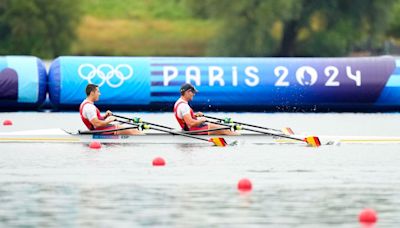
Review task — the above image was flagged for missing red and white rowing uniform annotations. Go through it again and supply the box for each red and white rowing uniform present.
[173,98,208,135]
[79,99,117,134]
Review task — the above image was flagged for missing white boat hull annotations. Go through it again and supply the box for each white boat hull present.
[1,128,400,145]
[0,130,284,144]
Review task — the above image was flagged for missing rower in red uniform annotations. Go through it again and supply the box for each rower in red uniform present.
[79,84,142,135]
[174,83,238,135]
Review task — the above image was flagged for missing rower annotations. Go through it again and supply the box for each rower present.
[173,83,238,135]
[79,84,143,135]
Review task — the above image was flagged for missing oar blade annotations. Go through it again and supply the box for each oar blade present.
[209,137,227,147]
[304,136,321,147]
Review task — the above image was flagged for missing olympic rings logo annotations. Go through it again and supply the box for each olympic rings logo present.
[78,64,133,88]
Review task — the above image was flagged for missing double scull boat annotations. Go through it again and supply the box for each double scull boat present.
[1,128,400,145]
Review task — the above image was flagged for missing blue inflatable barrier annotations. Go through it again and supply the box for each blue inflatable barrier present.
[48,56,150,107]
[0,56,46,109]
[48,56,400,111]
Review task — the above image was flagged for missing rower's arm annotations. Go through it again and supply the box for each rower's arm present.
[183,113,205,128]
[90,116,115,128]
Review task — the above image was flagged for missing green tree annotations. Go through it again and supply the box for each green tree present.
[387,0,400,38]
[0,0,81,58]
[185,0,397,57]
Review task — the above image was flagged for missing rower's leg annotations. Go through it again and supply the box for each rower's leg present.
[208,123,240,135]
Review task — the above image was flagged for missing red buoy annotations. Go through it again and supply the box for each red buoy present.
[3,120,13,126]
[359,208,377,224]
[152,157,166,166]
[89,141,102,149]
[237,178,252,192]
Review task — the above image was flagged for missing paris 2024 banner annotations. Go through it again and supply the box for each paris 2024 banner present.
[48,56,399,110]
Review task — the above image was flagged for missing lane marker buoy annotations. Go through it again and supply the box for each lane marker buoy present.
[89,141,102,149]
[237,178,252,192]
[359,208,377,224]
[152,157,166,166]
[3,120,13,126]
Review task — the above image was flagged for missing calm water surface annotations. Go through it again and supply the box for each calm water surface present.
[0,112,399,227]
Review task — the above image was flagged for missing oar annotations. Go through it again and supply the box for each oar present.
[113,115,228,147]
[203,115,294,135]
[113,114,231,135]
[206,120,321,147]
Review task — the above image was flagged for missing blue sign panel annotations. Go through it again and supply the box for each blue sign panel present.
[49,56,151,105]
[48,56,400,109]
[149,56,395,106]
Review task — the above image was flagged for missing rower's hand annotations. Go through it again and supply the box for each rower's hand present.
[105,116,116,123]
[198,117,206,123]
[104,110,113,118]
[195,112,204,117]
